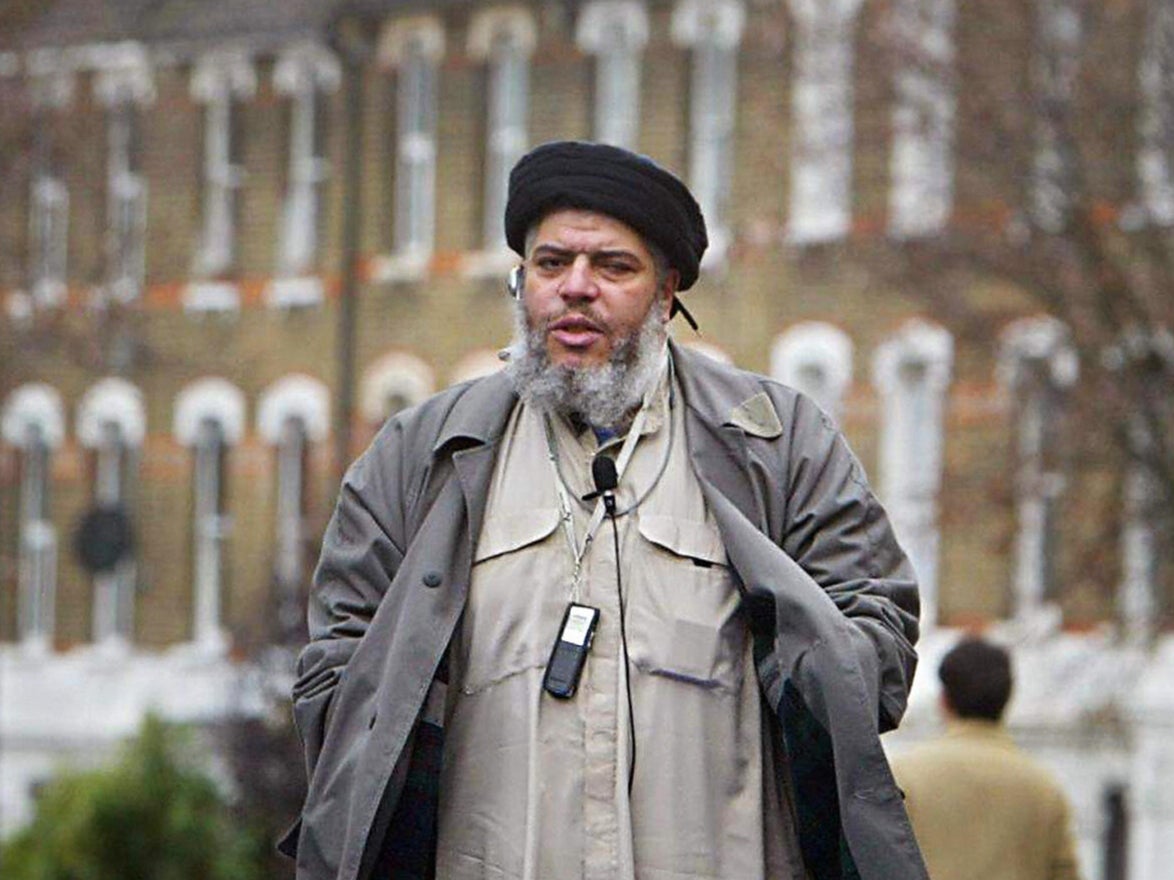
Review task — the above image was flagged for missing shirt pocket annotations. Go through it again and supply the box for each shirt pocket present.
[628,513,745,692]
[463,507,564,694]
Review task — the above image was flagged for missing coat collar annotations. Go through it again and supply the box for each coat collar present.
[431,368,517,454]
[670,340,783,439]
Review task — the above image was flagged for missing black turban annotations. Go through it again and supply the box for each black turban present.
[504,141,709,292]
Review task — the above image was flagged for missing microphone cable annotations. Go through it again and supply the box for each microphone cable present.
[601,484,637,795]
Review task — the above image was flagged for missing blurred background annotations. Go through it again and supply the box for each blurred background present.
[0,0,1171,877]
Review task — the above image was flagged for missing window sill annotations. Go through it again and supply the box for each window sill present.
[460,247,517,281]
[265,276,324,309]
[371,251,431,284]
[183,281,240,314]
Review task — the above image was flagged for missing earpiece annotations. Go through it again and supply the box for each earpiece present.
[507,264,525,300]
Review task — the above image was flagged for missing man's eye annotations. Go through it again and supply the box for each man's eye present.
[535,257,565,271]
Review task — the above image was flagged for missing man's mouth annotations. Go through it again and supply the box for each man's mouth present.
[548,315,606,349]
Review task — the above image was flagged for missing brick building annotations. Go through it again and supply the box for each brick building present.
[0,1,1171,877]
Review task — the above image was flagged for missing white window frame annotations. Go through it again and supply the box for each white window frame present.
[189,51,256,288]
[268,43,341,308]
[376,17,445,281]
[77,378,145,648]
[770,321,854,424]
[1030,0,1083,232]
[1120,446,1159,641]
[786,0,864,246]
[257,374,330,604]
[1104,329,1174,641]
[1138,0,1174,225]
[360,352,435,424]
[468,7,536,265]
[872,320,953,628]
[887,0,957,238]
[672,0,744,265]
[93,46,155,305]
[26,51,74,310]
[28,174,69,310]
[577,1,649,150]
[173,378,245,652]
[997,316,1078,621]
[2,384,65,653]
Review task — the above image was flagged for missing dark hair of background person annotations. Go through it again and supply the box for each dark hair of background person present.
[938,638,1013,721]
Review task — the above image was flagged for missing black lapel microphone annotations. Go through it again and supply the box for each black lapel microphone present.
[583,454,619,515]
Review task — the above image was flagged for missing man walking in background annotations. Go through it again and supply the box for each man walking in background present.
[892,638,1083,880]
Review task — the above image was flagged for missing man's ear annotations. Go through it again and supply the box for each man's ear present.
[660,271,680,322]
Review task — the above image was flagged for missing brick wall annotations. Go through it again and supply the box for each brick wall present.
[0,0,1137,651]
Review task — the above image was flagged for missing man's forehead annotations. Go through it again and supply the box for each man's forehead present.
[531,208,649,254]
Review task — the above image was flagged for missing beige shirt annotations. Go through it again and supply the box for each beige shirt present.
[436,366,802,880]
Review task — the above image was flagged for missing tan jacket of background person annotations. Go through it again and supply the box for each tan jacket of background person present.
[892,719,1082,880]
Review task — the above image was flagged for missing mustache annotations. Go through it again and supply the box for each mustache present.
[537,307,608,334]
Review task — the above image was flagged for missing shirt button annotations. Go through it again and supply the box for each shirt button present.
[422,571,442,588]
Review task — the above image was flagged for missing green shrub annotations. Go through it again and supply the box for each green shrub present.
[0,715,264,880]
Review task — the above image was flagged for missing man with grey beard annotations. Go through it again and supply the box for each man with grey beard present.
[284,141,928,880]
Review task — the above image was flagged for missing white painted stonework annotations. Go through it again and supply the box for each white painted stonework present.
[76,377,146,449]
[770,322,854,423]
[360,351,436,423]
[0,643,265,836]
[173,378,246,446]
[257,374,331,444]
[1,384,65,449]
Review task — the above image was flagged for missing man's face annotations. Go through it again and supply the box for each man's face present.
[522,209,676,370]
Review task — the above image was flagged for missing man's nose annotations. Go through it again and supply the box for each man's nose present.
[558,255,599,301]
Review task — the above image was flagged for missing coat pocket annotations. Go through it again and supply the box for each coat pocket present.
[462,507,564,693]
[628,513,745,691]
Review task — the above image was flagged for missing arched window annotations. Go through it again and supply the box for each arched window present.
[872,320,953,627]
[672,0,745,265]
[786,0,864,245]
[173,378,245,651]
[1104,329,1174,640]
[184,50,255,313]
[2,384,65,651]
[770,322,854,424]
[77,378,145,647]
[1030,0,1083,231]
[93,45,155,304]
[468,7,536,261]
[376,16,445,280]
[26,49,74,310]
[997,316,1078,619]
[577,1,649,150]
[888,0,956,238]
[257,374,330,637]
[1138,0,1174,224]
[361,351,436,425]
[267,42,341,308]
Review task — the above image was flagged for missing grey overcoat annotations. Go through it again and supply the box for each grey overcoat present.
[285,342,929,880]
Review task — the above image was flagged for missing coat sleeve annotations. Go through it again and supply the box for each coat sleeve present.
[775,389,920,732]
[291,420,411,779]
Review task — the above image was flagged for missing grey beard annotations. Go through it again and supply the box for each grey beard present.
[504,300,667,429]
